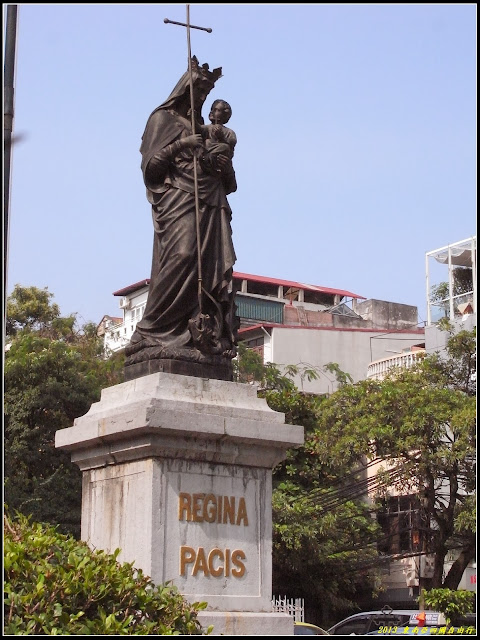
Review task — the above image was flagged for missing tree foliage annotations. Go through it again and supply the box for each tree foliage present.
[4,510,210,635]
[312,328,476,590]
[421,588,475,627]
[4,285,124,536]
[234,347,383,625]
[235,329,475,622]
[6,284,61,337]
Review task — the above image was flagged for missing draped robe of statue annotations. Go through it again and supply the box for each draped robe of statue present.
[125,59,238,379]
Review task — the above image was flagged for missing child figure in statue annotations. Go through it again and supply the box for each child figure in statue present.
[199,99,237,184]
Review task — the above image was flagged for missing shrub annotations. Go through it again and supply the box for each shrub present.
[421,587,475,626]
[4,510,211,635]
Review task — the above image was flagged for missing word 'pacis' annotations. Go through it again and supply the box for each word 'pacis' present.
[180,546,246,577]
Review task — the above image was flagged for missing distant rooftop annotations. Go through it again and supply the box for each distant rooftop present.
[113,272,366,300]
[232,272,365,300]
[113,279,150,297]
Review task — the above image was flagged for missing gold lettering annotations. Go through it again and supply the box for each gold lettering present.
[192,547,209,576]
[179,493,249,526]
[203,494,217,523]
[236,497,249,526]
[208,548,224,577]
[231,549,246,577]
[192,493,205,522]
[179,546,195,575]
[178,493,192,521]
[180,546,246,578]
[225,547,230,576]
[223,496,235,524]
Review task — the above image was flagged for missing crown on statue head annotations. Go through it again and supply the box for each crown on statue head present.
[191,55,222,84]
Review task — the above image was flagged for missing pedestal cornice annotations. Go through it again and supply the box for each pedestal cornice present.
[55,372,304,470]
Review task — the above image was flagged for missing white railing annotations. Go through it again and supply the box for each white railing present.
[272,595,304,622]
[367,350,425,381]
[103,320,131,354]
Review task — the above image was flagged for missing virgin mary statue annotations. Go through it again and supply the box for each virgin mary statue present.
[124,57,239,381]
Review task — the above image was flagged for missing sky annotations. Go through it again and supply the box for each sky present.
[5,3,477,328]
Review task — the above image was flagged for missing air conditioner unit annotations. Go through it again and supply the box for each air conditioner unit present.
[119,297,131,310]
[403,557,419,587]
[420,555,435,579]
[405,568,419,587]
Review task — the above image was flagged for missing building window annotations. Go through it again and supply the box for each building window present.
[130,306,145,324]
[235,295,284,323]
[243,336,264,359]
[377,495,424,555]
[244,337,264,349]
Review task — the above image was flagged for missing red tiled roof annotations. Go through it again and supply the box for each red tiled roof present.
[113,272,365,300]
[233,272,365,299]
[113,279,150,296]
[238,323,425,336]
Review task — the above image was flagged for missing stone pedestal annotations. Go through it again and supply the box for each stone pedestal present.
[55,372,304,636]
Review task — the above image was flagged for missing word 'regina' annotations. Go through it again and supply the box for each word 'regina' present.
[178,492,249,526]
[180,546,246,577]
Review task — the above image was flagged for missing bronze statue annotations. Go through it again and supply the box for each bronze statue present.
[124,57,239,381]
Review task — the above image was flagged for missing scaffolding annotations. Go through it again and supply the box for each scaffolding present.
[425,237,476,325]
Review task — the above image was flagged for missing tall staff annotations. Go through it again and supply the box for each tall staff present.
[164,5,213,314]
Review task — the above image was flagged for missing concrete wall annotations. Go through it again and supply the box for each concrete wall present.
[355,299,419,331]
[283,299,419,332]
[425,314,476,355]
[270,327,425,394]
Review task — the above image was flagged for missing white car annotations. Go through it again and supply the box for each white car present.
[328,608,445,635]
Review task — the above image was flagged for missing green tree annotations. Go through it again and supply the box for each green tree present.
[421,588,475,627]
[234,347,383,625]
[4,510,210,635]
[312,328,476,590]
[6,284,61,337]
[4,286,124,536]
[267,389,383,624]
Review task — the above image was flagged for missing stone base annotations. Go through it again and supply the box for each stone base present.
[197,611,294,636]
[124,357,233,382]
[55,373,304,628]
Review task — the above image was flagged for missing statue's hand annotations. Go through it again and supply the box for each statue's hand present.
[211,124,223,139]
[179,134,204,149]
[215,154,230,169]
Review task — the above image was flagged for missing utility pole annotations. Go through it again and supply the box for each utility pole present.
[4,3,18,306]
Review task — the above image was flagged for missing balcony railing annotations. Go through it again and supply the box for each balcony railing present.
[103,320,131,354]
[367,350,425,380]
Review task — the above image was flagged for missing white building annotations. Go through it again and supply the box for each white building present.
[101,272,425,395]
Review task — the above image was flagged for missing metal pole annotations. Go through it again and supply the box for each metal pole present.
[164,4,213,314]
[4,4,18,311]
[185,5,204,311]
